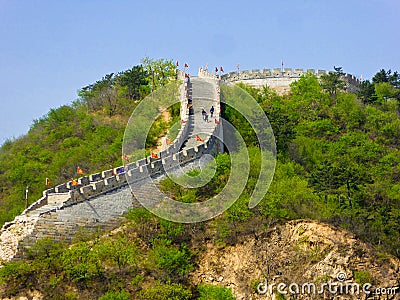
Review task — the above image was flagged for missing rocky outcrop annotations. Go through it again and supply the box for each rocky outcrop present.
[191,219,399,300]
[0,216,38,263]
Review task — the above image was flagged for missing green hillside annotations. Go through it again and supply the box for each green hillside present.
[0,63,399,298]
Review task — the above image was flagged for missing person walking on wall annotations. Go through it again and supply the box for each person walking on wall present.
[210,106,214,118]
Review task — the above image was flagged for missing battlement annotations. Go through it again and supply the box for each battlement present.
[198,68,219,80]
[220,68,360,94]
[221,68,325,81]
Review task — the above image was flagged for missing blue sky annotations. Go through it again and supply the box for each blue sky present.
[0,0,399,144]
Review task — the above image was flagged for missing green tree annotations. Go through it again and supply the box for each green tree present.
[374,82,397,102]
[372,69,400,101]
[79,73,119,116]
[151,239,193,280]
[141,57,177,91]
[290,72,324,99]
[308,133,374,208]
[320,66,346,103]
[372,69,400,88]
[0,261,33,296]
[62,242,103,282]
[95,235,137,272]
[117,65,149,100]
[358,80,377,104]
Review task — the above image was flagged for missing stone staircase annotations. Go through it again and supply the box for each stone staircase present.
[0,70,222,261]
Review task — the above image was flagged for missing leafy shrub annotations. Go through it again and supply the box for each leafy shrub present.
[26,237,65,259]
[63,291,79,300]
[197,284,236,300]
[61,242,103,282]
[95,235,137,271]
[159,219,185,242]
[99,290,131,300]
[151,239,193,279]
[140,282,192,300]
[0,261,34,294]
[131,274,144,286]
[354,270,372,285]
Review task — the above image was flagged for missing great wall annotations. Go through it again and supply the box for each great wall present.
[219,67,360,94]
[0,67,359,262]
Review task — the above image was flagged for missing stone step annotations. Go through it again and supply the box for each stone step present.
[25,204,59,217]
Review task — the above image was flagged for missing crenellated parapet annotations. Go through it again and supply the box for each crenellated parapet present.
[221,68,327,81]
[220,68,360,94]
[198,68,219,80]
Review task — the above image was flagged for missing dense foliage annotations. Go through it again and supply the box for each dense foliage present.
[358,69,400,104]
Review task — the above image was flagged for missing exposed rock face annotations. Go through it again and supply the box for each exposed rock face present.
[191,219,399,300]
[0,216,38,262]
[1,290,43,300]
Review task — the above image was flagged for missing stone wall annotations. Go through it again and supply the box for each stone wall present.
[13,186,135,260]
[220,68,360,94]
[198,68,219,80]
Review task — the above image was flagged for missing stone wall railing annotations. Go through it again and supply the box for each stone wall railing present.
[220,68,360,93]
[221,68,329,82]
[198,68,219,80]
